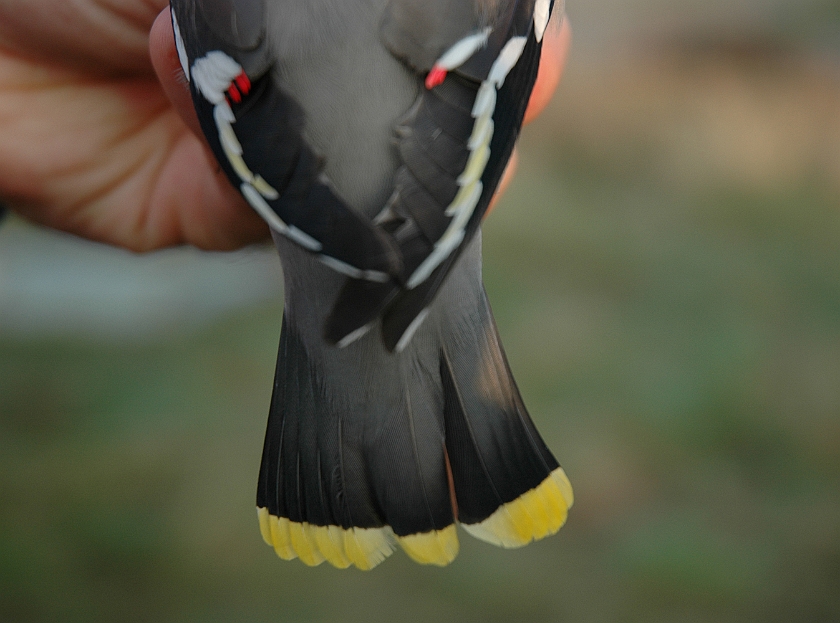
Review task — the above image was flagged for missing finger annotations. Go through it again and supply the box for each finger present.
[149,8,269,250]
[524,12,571,125]
[149,7,204,138]
[488,14,570,215]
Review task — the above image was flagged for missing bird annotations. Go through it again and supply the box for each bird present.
[169,0,572,569]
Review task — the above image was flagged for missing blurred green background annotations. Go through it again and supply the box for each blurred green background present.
[2,1,840,621]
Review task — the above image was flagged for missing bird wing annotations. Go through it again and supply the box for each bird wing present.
[170,0,402,281]
[325,0,557,350]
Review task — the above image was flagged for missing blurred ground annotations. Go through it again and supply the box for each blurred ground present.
[2,1,839,622]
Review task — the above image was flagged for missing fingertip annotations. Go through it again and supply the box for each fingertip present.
[148,8,270,250]
[524,13,571,125]
[149,7,176,79]
[149,7,204,138]
[488,14,569,217]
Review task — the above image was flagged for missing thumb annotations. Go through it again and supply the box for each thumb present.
[149,7,205,139]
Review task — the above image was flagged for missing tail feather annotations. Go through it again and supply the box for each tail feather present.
[397,525,460,566]
[367,357,453,537]
[257,275,571,569]
[257,316,394,569]
[460,469,573,548]
[440,288,572,546]
[342,527,395,570]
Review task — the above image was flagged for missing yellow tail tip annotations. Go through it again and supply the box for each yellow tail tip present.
[257,507,273,546]
[256,508,396,570]
[397,525,460,566]
[256,468,571,568]
[461,467,573,548]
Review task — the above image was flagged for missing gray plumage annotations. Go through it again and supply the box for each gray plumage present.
[170,0,572,569]
[267,0,417,211]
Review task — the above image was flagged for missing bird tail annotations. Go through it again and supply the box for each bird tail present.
[256,269,572,570]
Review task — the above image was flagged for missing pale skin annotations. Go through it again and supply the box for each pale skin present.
[0,0,570,252]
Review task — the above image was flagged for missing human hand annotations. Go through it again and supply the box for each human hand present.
[0,1,569,252]
[0,0,268,251]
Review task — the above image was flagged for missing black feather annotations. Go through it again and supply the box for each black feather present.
[394,168,452,244]
[258,316,386,530]
[380,21,545,349]
[398,135,461,206]
[440,288,559,524]
[170,0,401,278]
[195,0,265,50]
[421,88,476,142]
[259,311,460,537]
[403,114,470,178]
